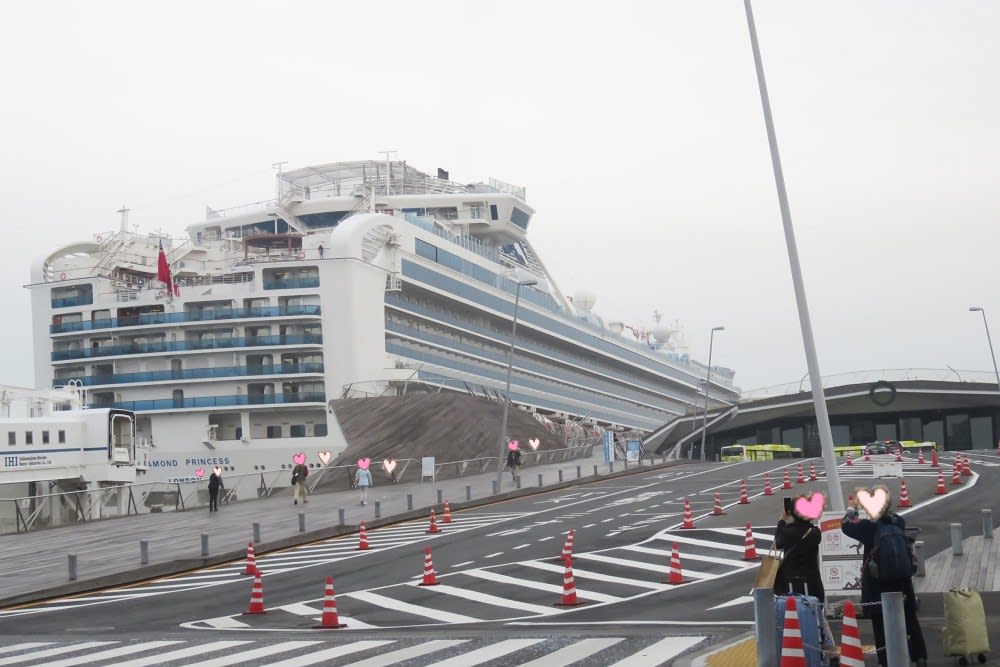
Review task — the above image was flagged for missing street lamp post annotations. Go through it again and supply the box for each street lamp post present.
[700,326,725,461]
[496,277,538,490]
[969,307,1000,391]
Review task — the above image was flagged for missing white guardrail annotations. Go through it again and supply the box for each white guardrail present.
[0,442,596,535]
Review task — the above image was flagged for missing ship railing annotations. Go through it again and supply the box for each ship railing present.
[739,367,999,401]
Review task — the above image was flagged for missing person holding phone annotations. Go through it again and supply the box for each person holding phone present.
[773,496,825,601]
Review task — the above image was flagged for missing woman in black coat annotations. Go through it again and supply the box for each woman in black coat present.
[773,507,824,601]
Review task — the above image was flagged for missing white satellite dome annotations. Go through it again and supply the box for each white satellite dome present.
[651,325,676,344]
[608,321,625,335]
[573,290,596,312]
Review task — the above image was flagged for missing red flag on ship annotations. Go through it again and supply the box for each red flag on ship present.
[157,241,179,295]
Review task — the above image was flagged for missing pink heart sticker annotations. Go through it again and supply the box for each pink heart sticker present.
[383,459,397,474]
[195,468,205,478]
[292,452,306,465]
[793,492,825,520]
[357,457,371,470]
[318,450,332,465]
[508,440,519,451]
[213,467,222,476]
[528,438,540,450]
[856,486,891,520]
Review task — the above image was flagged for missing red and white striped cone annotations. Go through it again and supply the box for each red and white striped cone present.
[931,449,940,467]
[242,541,258,576]
[845,451,853,466]
[242,571,266,615]
[742,523,760,560]
[763,472,774,495]
[554,556,585,606]
[418,546,440,586]
[442,500,453,523]
[962,455,972,476]
[782,470,792,490]
[712,492,725,515]
[313,576,347,629]
[779,595,806,666]
[895,450,903,462]
[864,451,871,462]
[808,463,817,481]
[838,600,865,667]
[558,529,576,561]
[665,542,686,584]
[917,449,925,465]
[935,470,947,494]
[739,479,750,505]
[898,479,912,508]
[426,508,441,534]
[358,521,370,550]
[952,463,963,485]
[796,463,805,484]
[681,497,695,529]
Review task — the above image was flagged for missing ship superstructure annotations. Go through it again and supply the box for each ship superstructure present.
[29,160,739,482]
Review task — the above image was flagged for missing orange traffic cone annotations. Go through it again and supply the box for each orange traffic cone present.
[554,556,586,606]
[898,479,912,508]
[358,521,370,550]
[838,600,865,667]
[742,523,760,561]
[763,472,773,495]
[559,529,575,561]
[243,541,258,576]
[779,595,806,666]
[808,463,817,481]
[739,479,750,504]
[952,464,963,485]
[864,451,871,462]
[313,576,347,629]
[917,449,925,465]
[712,492,725,515]
[418,546,440,586]
[665,542,686,584]
[962,455,972,476]
[845,451,853,466]
[782,470,792,490]
[895,449,903,462]
[796,463,805,484]
[426,508,441,534]
[442,500,453,523]
[243,571,266,615]
[682,497,695,529]
[931,449,939,467]
[935,471,947,494]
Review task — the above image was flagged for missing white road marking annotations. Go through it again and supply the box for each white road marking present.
[343,640,468,667]
[0,642,119,665]
[344,591,479,624]
[706,596,754,610]
[538,536,555,542]
[410,583,558,616]
[515,638,626,667]
[430,639,546,667]
[260,641,396,667]
[605,636,706,666]
[573,552,714,580]
[462,569,620,603]
[513,544,530,550]
[182,641,324,667]
[485,552,503,558]
[652,533,751,554]
[622,544,755,569]
[0,645,53,657]
[112,641,253,667]
[10,641,184,667]
[584,523,597,528]
[520,560,666,590]
[452,560,475,568]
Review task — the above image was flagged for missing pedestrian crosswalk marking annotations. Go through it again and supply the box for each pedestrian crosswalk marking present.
[350,640,471,667]
[0,645,53,658]
[516,638,625,667]
[31,641,185,667]
[409,582,559,616]
[622,544,755,569]
[462,568,621,603]
[252,641,395,667]
[519,560,665,590]
[606,636,706,666]
[344,591,479,624]
[574,552,712,580]
[0,641,118,665]
[183,641,324,667]
[431,638,546,667]
[113,640,253,667]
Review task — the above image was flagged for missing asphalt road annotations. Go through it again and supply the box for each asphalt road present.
[1,451,996,666]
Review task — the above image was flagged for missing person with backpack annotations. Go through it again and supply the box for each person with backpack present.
[506,443,523,483]
[842,495,927,666]
[291,462,309,505]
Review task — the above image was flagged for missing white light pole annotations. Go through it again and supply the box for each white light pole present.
[497,277,538,489]
[969,307,1000,391]
[700,326,725,461]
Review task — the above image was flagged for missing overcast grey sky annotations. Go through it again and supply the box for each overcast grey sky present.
[2,1,998,393]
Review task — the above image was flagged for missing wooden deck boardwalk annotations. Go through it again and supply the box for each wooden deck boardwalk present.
[915,525,1000,593]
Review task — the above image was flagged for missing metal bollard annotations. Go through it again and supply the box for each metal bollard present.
[950,522,964,555]
[375,501,381,518]
[576,465,581,479]
[201,533,209,557]
[753,587,777,667]
[593,464,599,476]
[558,469,564,482]
[252,522,261,544]
[624,457,628,470]
[914,540,925,577]
[538,473,543,487]
[881,592,910,665]
[609,462,614,474]
[492,480,499,495]
[466,485,471,501]
[436,489,442,505]
[407,494,413,511]
[67,554,77,581]
[140,539,149,565]
[338,508,345,526]
[983,509,994,538]
[298,512,306,533]
[516,476,522,489]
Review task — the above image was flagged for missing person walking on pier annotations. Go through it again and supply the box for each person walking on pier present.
[291,461,309,504]
[355,465,373,505]
[506,442,523,483]
[207,469,223,512]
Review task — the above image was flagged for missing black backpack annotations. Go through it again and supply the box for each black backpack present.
[867,517,916,582]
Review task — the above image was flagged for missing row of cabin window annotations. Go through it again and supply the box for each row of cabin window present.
[8,430,68,446]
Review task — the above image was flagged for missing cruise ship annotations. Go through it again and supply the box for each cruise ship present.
[28,160,740,482]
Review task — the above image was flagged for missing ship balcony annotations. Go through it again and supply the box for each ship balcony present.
[54,362,325,387]
[95,391,326,412]
[52,333,323,362]
[51,305,322,334]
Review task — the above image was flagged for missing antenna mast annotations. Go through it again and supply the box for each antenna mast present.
[116,205,130,233]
